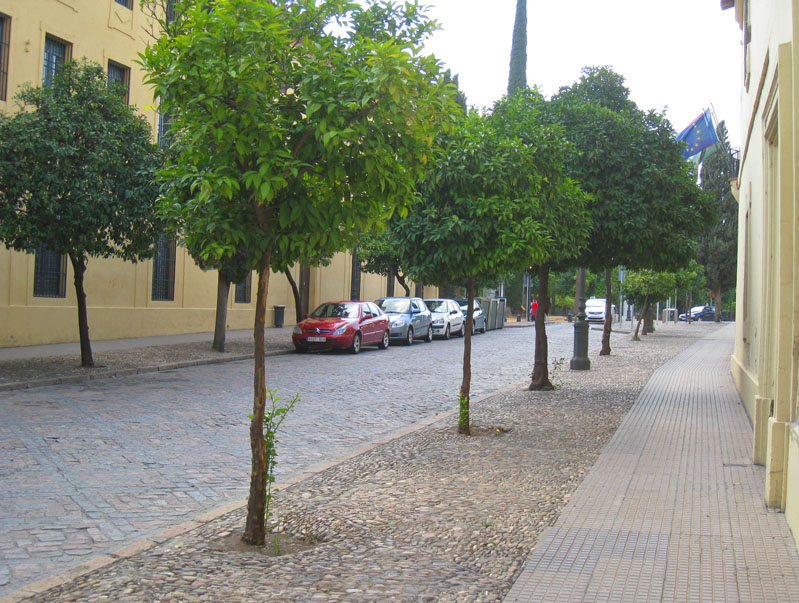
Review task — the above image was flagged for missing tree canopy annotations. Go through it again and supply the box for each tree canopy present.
[140,0,459,544]
[0,59,163,366]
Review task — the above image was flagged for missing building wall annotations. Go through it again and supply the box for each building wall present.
[729,0,799,550]
[0,0,434,347]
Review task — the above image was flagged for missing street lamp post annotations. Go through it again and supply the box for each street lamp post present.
[570,267,591,370]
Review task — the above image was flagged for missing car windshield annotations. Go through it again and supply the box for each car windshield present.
[378,299,410,314]
[586,299,604,307]
[425,300,448,313]
[310,302,360,319]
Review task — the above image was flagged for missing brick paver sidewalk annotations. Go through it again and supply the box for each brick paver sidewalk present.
[505,326,799,602]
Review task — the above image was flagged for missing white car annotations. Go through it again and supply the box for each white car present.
[424,298,465,339]
[585,298,615,323]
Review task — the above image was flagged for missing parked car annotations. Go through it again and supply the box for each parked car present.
[424,298,465,339]
[585,298,615,323]
[375,297,433,345]
[292,301,390,354]
[454,298,487,334]
[679,305,716,321]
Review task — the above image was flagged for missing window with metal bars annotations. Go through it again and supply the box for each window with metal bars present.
[0,15,9,102]
[114,0,133,8]
[43,35,69,87]
[151,237,176,301]
[235,273,252,304]
[157,109,172,147]
[33,247,67,298]
[166,0,176,24]
[107,60,130,103]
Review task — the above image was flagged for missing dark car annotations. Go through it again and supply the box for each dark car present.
[292,301,390,353]
[375,297,433,345]
[454,298,487,334]
[679,305,716,321]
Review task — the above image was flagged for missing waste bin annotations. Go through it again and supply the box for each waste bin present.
[495,298,506,329]
[273,305,285,328]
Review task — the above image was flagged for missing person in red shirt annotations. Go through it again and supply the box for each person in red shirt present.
[530,299,538,321]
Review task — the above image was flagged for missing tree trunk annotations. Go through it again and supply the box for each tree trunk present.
[396,272,410,296]
[285,268,302,325]
[459,276,475,435]
[213,272,231,352]
[69,253,94,367]
[632,294,648,340]
[529,265,553,390]
[714,289,723,322]
[600,267,612,356]
[242,248,272,545]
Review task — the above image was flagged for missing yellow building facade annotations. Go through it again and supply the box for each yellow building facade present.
[0,0,430,348]
[726,0,799,548]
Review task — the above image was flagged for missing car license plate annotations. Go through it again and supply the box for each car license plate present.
[307,336,326,342]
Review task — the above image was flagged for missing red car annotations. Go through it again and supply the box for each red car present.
[292,301,391,354]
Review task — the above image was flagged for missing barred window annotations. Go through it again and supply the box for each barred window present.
[0,14,10,102]
[152,237,176,301]
[43,35,70,87]
[114,0,133,8]
[33,247,67,298]
[235,273,252,304]
[166,0,176,24]
[107,60,130,103]
[157,109,172,147]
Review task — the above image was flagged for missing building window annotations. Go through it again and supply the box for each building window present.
[43,35,70,87]
[0,14,10,102]
[33,247,67,298]
[157,109,172,147]
[114,0,134,8]
[414,282,423,297]
[386,273,395,297]
[152,237,176,301]
[235,273,252,304]
[350,248,361,301]
[107,60,130,103]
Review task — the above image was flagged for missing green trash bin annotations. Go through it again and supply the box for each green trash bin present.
[273,305,285,328]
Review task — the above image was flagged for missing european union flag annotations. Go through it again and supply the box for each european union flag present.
[677,109,719,160]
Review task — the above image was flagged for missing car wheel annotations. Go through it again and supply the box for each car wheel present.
[457,322,465,337]
[424,325,433,342]
[378,330,390,349]
[350,332,361,354]
[443,324,450,340]
[481,321,487,333]
[471,321,475,335]
[405,327,414,345]
[294,345,308,353]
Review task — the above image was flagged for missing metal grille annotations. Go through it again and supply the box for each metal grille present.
[0,15,9,102]
[350,248,361,301]
[33,247,66,298]
[107,61,129,103]
[151,237,176,301]
[43,35,68,87]
[386,274,395,297]
[166,0,176,24]
[114,0,133,8]
[157,110,172,147]
[235,273,251,304]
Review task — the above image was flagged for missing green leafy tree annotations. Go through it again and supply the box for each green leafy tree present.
[622,269,676,340]
[552,66,714,355]
[0,60,163,367]
[397,108,552,434]
[140,0,457,544]
[358,215,413,296]
[188,243,250,352]
[491,90,591,390]
[697,121,738,321]
[507,0,527,95]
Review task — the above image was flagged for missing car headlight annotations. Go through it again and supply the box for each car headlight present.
[432,318,444,326]
[391,319,405,328]
[332,326,347,335]
[292,326,302,335]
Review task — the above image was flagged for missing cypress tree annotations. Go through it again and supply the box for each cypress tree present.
[508,0,527,95]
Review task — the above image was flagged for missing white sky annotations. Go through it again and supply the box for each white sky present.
[418,0,743,149]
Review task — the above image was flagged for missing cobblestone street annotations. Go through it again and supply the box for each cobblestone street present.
[1,323,576,596]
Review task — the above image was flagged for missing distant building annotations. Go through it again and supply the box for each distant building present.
[725,0,799,548]
[0,0,426,347]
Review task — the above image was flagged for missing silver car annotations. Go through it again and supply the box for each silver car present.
[424,298,465,339]
[375,297,433,344]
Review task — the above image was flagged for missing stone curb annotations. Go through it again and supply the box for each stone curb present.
[0,350,295,393]
[0,378,526,603]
